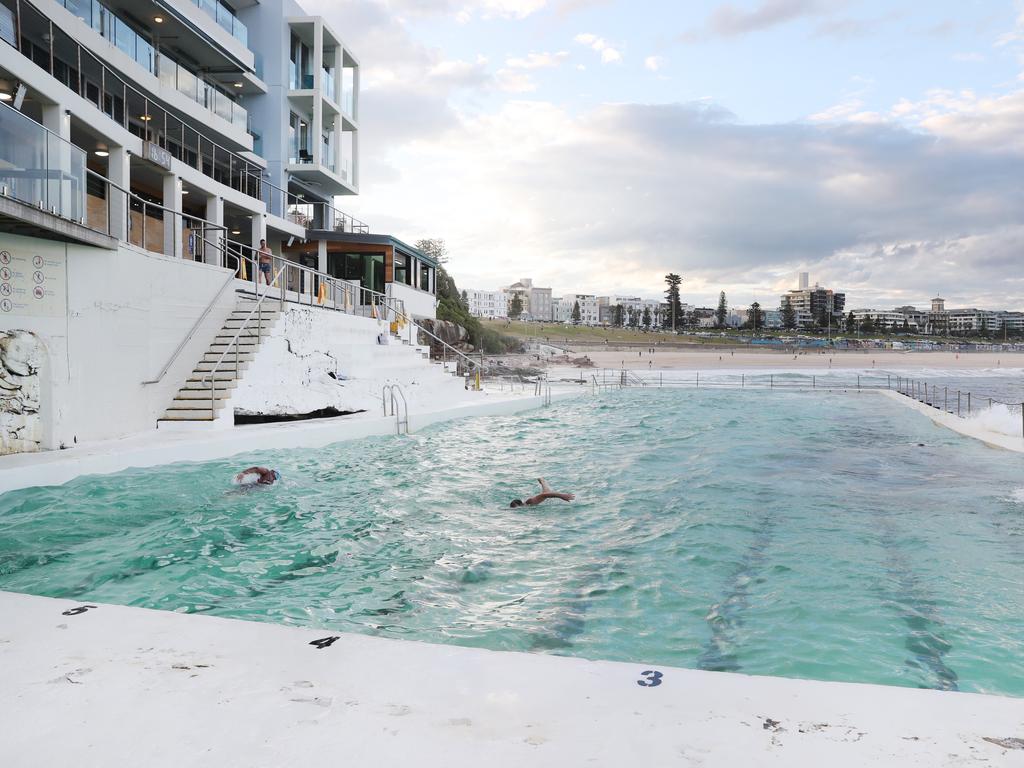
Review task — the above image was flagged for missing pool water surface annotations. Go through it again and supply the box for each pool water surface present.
[2,389,1023,696]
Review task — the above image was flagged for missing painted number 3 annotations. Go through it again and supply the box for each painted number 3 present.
[637,670,663,687]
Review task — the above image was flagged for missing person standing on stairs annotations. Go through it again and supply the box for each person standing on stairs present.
[258,239,274,285]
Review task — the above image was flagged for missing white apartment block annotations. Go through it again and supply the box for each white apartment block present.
[466,288,505,319]
[553,294,600,325]
[850,310,916,330]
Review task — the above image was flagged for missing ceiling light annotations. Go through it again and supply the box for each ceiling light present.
[154,15,164,23]
[181,189,189,195]
[94,149,109,157]
[233,82,243,88]
[140,114,152,121]
[231,229,241,235]
[0,92,11,102]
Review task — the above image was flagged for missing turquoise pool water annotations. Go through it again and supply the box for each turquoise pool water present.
[3,390,1024,696]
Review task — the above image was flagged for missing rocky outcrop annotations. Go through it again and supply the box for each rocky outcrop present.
[0,330,43,455]
[418,319,471,351]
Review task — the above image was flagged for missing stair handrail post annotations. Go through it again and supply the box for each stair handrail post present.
[205,262,287,421]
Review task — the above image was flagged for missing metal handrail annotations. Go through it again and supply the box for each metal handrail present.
[16,0,263,198]
[382,383,409,434]
[142,267,237,384]
[201,233,480,377]
[203,262,288,415]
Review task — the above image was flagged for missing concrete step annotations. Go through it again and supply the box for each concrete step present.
[158,413,217,422]
[173,388,234,400]
[201,351,255,363]
[161,407,223,420]
[192,360,249,373]
[214,329,271,341]
[208,340,261,353]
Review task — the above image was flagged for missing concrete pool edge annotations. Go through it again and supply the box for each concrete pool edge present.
[880,389,1024,453]
[2,590,1022,767]
[0,389,582,494]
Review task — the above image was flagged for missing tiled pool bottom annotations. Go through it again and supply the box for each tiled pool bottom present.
[2,390,1023,696]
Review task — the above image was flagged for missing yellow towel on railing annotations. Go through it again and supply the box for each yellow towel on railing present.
[239,257,247,281]
[317,282,327,305]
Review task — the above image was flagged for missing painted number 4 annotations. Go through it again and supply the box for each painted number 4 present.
[309,636,339,650]
[637,670,663,688]
[61,605,97,616]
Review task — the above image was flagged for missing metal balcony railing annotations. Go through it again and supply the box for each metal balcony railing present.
[0,102,86,222]
[14,0,263,201]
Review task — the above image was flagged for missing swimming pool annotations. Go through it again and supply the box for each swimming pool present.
[2,389,1023,696]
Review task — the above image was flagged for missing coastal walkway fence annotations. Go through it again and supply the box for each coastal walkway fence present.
[588,369,1024,437]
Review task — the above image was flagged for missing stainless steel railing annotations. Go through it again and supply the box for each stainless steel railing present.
[203,261,288,416]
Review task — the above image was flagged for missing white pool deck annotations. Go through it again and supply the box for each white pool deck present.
[2,591,1023,767]
[880,390,1024,453]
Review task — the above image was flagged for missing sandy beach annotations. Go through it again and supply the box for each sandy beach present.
[545,347,1024,371]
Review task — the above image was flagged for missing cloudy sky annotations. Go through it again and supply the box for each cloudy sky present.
[304,0,1024,310]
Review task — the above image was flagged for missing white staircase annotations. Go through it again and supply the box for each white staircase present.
[158,296,281,425]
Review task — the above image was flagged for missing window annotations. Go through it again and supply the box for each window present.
[419,263,431,292]
[394,253,410,285]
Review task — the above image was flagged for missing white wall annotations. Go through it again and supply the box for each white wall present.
[227,305,468,419]
[0,234,236,450]
[388,282,436,320]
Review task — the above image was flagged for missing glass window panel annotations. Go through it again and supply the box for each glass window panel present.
[0,0,15,47]
[113,17,134,60]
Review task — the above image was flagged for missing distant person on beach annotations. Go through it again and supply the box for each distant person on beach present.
[510,478,575,508]
[234,467,280,486]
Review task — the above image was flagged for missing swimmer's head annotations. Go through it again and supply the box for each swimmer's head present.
[273,470,281,482]
[510,499,523,508]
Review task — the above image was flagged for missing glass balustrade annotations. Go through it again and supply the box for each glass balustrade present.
[55,0,248,128]
[193,0,247,48]
[15,0,263,203]
[0,103,86,223]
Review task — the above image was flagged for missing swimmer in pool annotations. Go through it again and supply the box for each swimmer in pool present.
[510,478,575,508]
[234,466,280,486]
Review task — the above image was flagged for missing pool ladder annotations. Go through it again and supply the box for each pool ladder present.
[382,384,410,435]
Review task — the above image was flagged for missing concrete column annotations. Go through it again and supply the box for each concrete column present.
[317,239,327,274]
[162,173,182,259]
[251,214,267,254]
[108,146,131,242]
[313,21,324,168]
[205,194,224,267]
[40,103,74,218]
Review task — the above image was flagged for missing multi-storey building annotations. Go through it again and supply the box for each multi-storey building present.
[780,274,845,326]
[466,288,505,319]
[850,310,918,331]
[0,0,444,452]
[553,294,599,325]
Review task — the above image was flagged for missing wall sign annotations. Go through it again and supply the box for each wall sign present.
[0,247,66,318]
[142,141,172,171]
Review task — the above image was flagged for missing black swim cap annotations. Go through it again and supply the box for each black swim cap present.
[510,499,523,508]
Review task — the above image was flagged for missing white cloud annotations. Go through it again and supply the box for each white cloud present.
[504,51,570,69]
[574,32,623,64]
[644,56,666,72]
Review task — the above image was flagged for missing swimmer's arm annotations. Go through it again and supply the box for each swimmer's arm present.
[537,478,553,493]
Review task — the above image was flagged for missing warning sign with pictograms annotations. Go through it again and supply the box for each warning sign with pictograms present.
[0,246,66,318]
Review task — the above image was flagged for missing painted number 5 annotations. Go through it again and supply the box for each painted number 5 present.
[637,670,663,687]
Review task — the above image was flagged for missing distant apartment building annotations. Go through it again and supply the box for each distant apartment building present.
[553,294,600,325]
[506,278,552,321]
[850,310,917,330]
[466,289,505,319]
[780,274,846,326]
[465,277,552,320]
